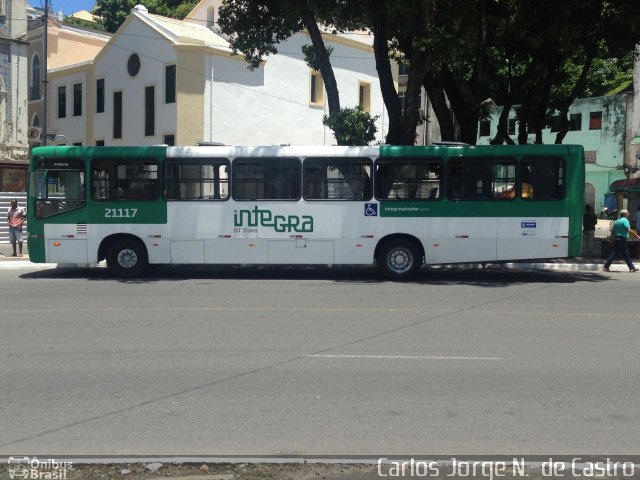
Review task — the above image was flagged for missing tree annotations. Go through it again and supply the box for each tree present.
[486,0,640,145]
[95,0,138,32]
[95,0,197,32]
[322,106,378,145]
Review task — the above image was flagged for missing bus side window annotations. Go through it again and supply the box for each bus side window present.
[522,157,564,200]
[92,158,159,201]
[304,157,372,201]
[375,157,441,201]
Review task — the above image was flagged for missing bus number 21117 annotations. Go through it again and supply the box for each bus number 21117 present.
[104,208,138,218]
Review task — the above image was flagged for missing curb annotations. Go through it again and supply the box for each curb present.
[0,260,621,272]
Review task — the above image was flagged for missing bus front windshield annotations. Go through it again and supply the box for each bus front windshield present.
[32,166,86,219]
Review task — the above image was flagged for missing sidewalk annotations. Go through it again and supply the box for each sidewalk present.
[0,241,29,260]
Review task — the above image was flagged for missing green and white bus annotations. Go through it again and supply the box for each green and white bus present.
[27,144,584,280]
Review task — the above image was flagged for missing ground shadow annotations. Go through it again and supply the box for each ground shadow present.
[19,264,610,287]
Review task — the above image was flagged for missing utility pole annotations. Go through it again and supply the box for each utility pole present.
[42,0,49,145]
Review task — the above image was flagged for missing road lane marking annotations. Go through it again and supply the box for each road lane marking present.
[306,354,507,361]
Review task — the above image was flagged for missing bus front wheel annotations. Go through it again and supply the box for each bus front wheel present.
[106,238,149,277]
[379,239,422,281]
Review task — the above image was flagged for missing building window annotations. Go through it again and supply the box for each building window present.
[358,81,371,112]
[127,53,141,77]
[165,65,176,104]
[163,134,175,146]
[398,62,409,76]
[32,114,40,127]
[479,120,491,137]
[57,86,66,118]
[0,167,28,192]
[30,54,41,100]
[113,91,122,139]
[508,119,516,135]
[96,78,105,113]
[589,111,602,130]
[310,71,324,106]
[569,113,582,131]
[73,83,82,116]
[96,140,105,146]
[145,86,155,137]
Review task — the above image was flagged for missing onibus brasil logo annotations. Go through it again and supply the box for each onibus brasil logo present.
[234,206,314,233]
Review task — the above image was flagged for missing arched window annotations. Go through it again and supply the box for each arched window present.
[31,54,41,101]
[584,182,596,211]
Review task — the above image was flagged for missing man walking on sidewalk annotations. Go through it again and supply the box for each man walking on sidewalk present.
[7,198,26,257]
[603,209,639,272]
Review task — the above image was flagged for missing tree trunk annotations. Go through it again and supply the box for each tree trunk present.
[300,4,342,141]
[367,0,402,145]
[441,67,478,144]
[517,119,528,145]
[554,107,570,144]
[491,101,515,145]
[553,49,595,144]
[399,0,432,145]
[423,74,456,141]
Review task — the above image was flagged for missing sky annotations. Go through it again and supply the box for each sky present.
[48,1,96,15]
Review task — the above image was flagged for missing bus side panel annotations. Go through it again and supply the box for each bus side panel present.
[88,224,171,264]
[339,202,387,264]
[427,217,498,264]
[496,217,569,260]
[567,146,586,257]
[268,239,334,264]
[27,230,46,263]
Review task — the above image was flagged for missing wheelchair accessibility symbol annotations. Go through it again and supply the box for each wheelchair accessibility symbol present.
[364,203,378,217]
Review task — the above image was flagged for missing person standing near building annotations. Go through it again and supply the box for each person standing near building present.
[582,204,598,256]
[7,198,26,257]
[603,209,639,272]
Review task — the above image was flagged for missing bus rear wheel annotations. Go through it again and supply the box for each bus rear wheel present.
[379,239,422,281]
[106,238,149,278]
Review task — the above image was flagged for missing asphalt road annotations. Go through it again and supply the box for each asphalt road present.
[1,264,638,456]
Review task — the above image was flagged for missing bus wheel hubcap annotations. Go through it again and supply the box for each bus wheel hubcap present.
[118,249,138,269]
[389,249,411,272]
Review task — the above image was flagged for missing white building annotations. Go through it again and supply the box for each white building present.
[0,0,29,191]
[45,3,387,147]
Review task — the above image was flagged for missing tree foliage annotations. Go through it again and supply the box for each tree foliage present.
[323,106,379,146]
[94,0,640,145]
[95,0,197,32]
